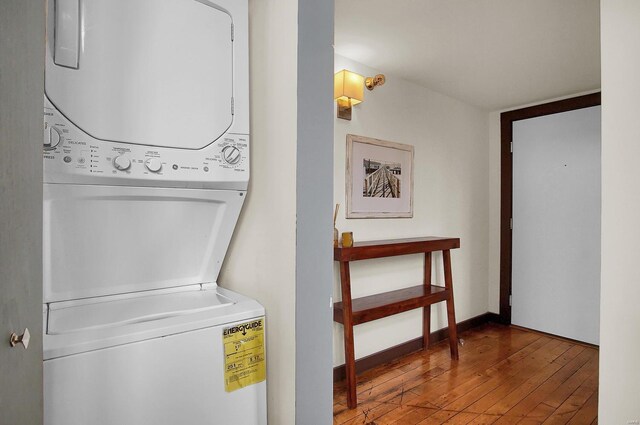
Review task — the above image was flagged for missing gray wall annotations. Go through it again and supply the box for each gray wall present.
[296,0,334,423]
[0,1,45,423]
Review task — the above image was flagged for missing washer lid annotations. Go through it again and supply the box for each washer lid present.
[43,184,246,303]
[45,0,233,150]
[47,286,234,335]
[43,285,266,359]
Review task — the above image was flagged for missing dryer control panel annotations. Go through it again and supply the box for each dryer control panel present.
[43,99,249,190]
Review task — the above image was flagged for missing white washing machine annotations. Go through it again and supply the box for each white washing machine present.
[42,0,266,424]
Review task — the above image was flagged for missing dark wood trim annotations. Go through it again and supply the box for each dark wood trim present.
[499,93,601,324]
[333,312,501,382]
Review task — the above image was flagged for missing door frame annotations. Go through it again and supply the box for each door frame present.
[499,92,601,324]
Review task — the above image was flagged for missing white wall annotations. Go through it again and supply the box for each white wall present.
[333,55,490,365]
[599,0,640,422]
[219,0,297,423]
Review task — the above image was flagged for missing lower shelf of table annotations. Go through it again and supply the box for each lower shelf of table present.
[333,284,451,326]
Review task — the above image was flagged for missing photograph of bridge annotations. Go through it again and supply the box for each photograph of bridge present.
[363,159,401,198]
[346,134,413,218]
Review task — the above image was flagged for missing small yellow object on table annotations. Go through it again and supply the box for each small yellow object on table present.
[341,232,353,247]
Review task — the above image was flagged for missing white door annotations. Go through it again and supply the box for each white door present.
[0,1,45,423]
[512,106,601,345]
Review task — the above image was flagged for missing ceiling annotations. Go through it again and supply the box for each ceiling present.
[334,0,601,111]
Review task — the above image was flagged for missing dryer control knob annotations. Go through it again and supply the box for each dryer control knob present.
[145,158,162,172]
[44,126,62,150]
[113,155,131,171]
[221,145,241,165]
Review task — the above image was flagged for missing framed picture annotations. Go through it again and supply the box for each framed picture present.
[346,134,414,218]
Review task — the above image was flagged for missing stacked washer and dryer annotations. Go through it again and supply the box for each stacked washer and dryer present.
[42,0,266,424]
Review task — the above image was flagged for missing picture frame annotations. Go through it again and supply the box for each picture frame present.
[345,134,414,218]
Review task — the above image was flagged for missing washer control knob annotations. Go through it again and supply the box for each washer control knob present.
[44,126,62,150]
[221,145,241,165]
[113,155,131,171]
[145,158,162,173]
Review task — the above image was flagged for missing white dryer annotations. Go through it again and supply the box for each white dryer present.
[42,0,266,424]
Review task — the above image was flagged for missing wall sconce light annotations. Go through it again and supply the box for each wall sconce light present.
[334,70,386,120]
[365,74,386,91]
[334,69,364,121]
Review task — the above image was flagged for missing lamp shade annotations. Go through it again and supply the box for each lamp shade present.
[334,70,364,105]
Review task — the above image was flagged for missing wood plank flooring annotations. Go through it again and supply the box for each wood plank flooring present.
[333,324,598,425]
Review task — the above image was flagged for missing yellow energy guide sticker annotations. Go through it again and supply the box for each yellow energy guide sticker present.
[223,317,266,392]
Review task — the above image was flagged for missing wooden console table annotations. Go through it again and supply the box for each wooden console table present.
[334,237,460,409]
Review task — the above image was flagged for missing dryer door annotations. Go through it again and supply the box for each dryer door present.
[45,0,233,150]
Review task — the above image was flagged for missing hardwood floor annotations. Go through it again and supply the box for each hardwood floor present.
[333,324,598,424]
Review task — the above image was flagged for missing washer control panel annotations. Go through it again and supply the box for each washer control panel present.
[145,157,163,172]
[43,100,249,189]
[113,155,132,171]
[221,145,242,165]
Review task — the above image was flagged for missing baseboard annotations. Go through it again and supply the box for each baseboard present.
[333,312,501,382]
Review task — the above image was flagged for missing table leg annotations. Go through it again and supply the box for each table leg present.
[443,249,459,360]
[339,261,358,408]
[423,252,432,350]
